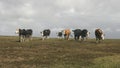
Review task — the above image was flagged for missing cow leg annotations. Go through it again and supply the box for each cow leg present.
[96,38,100,43]
[19,35,23,42]
[58,36,61,39]
[74,35,77,40]
[81,38,84,41]
[76,36,79,40]
[78,35,81,40]
[64,34,66,40]
[65,35,68,40]
[58,36,60,39]
[96,38,98,43]
[20,36,24,42]
[66,35,68,40]
[99,38,102,43]
[27,35,32,42]
[79,36,81,41]
[30,35,32,40]
[67,35,70,40]
[47,36,50,39]
[23,36,26,42]
[45,36,47,39]
[19,36,21,42]
[81,36,84,41]
[42,36,45,40]
[64,34,66,39]
[26,36,29,42]
[84,37,87,41]
[98,39,101,43]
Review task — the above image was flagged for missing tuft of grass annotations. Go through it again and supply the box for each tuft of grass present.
[88,55,120,68]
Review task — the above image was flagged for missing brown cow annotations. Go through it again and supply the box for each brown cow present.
[95,29,104,43]
[63,29,71,40]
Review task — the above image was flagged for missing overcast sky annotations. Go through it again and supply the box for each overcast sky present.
[0,0,120,39]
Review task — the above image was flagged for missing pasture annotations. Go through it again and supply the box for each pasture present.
[0,36,120,68]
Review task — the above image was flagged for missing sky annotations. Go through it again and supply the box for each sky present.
[0,0,120,39]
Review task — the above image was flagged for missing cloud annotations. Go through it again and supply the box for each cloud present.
[20,2,35,17]
[0,0,120,38]
[55,8,77,17]
[116,29,120,32]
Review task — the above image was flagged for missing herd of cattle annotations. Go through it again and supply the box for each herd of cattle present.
[15,28,105,43]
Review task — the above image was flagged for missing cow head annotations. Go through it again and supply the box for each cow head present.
[40,32,44,36]
[15,29,20,34]
[101,34,105,40]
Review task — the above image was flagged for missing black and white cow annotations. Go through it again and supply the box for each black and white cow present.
[72,29,82,40]
[57,31,63,39]
[41,29,51,40]
[95,29,104,43]
[16,29,33,42]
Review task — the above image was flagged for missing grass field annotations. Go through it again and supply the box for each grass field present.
[0,36,120,68]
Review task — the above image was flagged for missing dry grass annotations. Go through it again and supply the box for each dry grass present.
[0,36,120,68]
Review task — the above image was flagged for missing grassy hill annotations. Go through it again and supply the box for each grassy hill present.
[0,36,120,68]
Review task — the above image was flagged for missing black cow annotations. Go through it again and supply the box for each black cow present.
[81,29,89,41]
[16,29,33,42]
[72,29,82,40]
[95,29,104,43]
[41,29,51,40]
[72,29,89,41]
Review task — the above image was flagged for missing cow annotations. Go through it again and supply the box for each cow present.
[40,29,51,40]
[72,29,90,41]
[95,29,104,43]
[81,29,90,41]
[15,29,33,42]
[57,31,63,39]
[72,29,82,40]
[63,29,71,40]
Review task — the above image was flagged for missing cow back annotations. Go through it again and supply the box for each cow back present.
[95,29,103,36]
[64,29,71,35]
[26,29,33,35]
[43,29,51,36]
[73,29,81,35]
[19,29,26,36]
